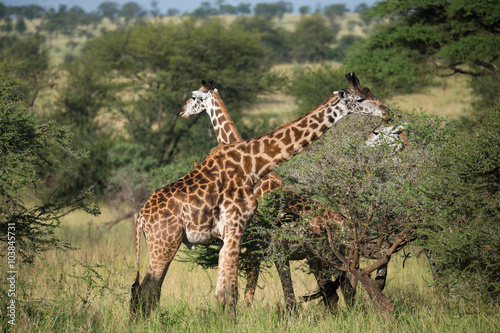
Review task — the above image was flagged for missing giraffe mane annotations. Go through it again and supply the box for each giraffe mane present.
[212,88,244,141]
[222,93,341,148]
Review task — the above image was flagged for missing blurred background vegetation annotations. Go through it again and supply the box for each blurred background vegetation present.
[0,0,499,328]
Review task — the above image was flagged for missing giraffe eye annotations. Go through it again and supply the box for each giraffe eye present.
[356,98,365,103]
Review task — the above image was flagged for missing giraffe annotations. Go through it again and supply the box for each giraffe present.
[180,80,348,310]
[130,72,392,316]
[366,124,408,150]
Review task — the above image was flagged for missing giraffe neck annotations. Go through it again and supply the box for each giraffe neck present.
[231,94,347,184]
[208,91,243,144]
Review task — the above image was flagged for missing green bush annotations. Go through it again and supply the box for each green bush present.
[417,99,500,304]
[0,67,99,262]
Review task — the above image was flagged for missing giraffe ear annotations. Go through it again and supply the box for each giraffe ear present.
[335,90,346,99]
[192,91,208,100]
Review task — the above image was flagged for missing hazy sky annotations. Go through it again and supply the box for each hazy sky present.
[4,0,379,14]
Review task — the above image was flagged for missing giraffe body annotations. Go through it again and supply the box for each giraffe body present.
[131,73,392,316]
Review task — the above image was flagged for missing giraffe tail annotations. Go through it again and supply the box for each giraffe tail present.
[130,212,142,316]
[133,212,142,287]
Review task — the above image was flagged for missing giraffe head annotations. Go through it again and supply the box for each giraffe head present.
[180,79,214,119]
[366,124,408,150]
[334,72,392,121]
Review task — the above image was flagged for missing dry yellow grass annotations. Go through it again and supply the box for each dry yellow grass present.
[1,205,498,332]
[4,204,428,311]
[387,76,474,119]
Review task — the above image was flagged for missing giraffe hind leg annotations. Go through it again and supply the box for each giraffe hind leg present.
[131,270,165,317]
[275,259,298,311]
[302,258,340,310]
[131,225,183,317]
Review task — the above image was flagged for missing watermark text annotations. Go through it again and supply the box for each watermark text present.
[6,222,16,326]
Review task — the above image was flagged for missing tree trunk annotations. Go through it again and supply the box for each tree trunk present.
[351,269,393,315]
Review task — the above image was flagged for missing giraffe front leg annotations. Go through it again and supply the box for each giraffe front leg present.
[243,252,261,306]
[215,194,257,313]
[216,233,243,313]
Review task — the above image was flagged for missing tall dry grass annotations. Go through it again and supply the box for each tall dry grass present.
[387,76,474,119]
[1,205,498,332]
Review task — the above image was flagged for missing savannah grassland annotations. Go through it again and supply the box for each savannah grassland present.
[2,207,498,332]
[1,14,497,332]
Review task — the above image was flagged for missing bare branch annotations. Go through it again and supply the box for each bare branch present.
[325,224,348,265]
[361,228,414,275]
[101,210,135,229]
[306,242,347,272]
[359,201,375,242]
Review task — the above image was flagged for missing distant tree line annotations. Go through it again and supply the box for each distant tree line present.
[0,1,372,66]
[0,1,372,33]
[0,1,362,19]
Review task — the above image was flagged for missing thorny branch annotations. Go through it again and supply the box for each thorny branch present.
[360,228,414,275]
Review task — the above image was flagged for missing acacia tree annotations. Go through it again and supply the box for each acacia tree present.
[98,1,120,21]
[0,35,49,108]
[344,0,500,97]
[120,1,143,22]
[232,15,292,64]
[415,100,500,304]
[290,14,337,65]
[0,67,100,262]
[254,1,293,19]
[263,66,456,313]
[50,57,113,197]
[277,108,452,314]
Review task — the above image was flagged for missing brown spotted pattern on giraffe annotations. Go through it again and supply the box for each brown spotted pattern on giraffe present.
[254,156,270,173]
[311,110,325,123]
[297,118,308,128]
[281,129,292,145]
[291,127,302,141]
[219,132,227,144]
[251,142,260,155]
[262,139,282,158]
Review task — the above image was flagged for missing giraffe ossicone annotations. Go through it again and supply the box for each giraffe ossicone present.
[131,72,392,317]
